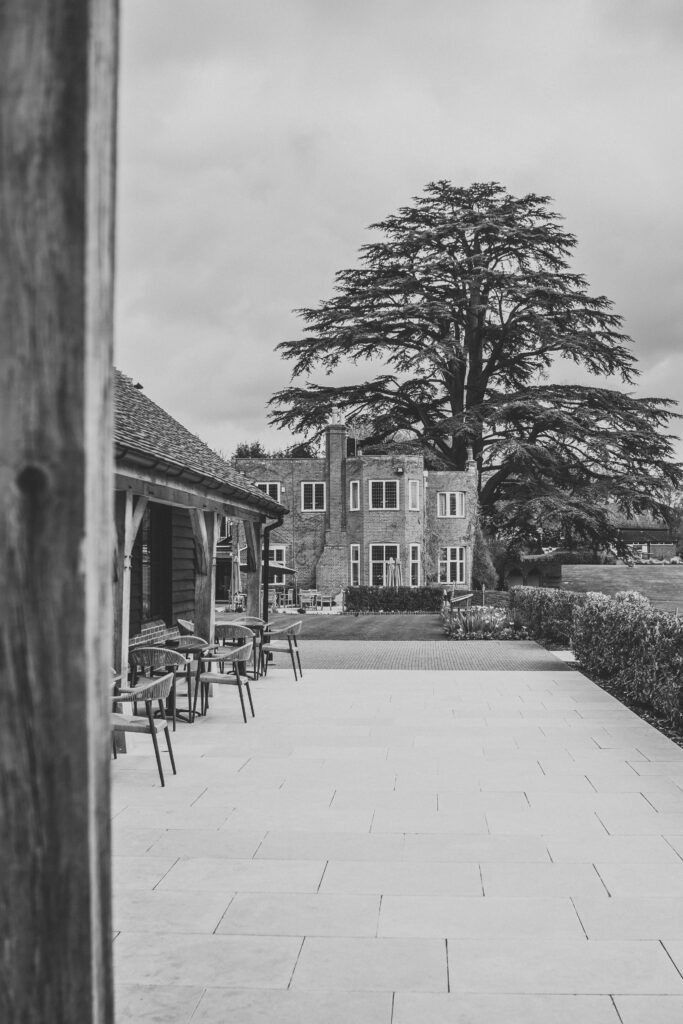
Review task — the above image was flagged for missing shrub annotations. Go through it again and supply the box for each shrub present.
[508,586,587,647]
[571,592,683,719]
[344,586,444,613]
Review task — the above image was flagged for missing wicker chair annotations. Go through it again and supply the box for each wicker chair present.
[128,646,188,729]
[168,635,214,721]
[259,620,303,681]
[112,672,177,786]
[196,641,255,723]
[215,621,261,679]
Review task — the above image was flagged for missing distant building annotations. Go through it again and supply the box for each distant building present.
[235,415,477,596]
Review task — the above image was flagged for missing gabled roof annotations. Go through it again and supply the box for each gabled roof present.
[114,370,285,517]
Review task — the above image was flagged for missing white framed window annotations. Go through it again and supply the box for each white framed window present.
[437,491,466,518]
[408,479,420,511]
[301,481,326,511]
[267,545,287,584]
[410,544,420,587]
[257,481,281,502]
[350,544,360,586]
[438,546,466,584]
[369,480,399,510]
[369,544,399,587]
[349,479,360,511]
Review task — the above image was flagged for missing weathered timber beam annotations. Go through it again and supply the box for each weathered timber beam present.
[113,492,147,673]
[0,1,118,1021]
[115,470,265,522]
[189,510,217,642]
[243,520,263,618]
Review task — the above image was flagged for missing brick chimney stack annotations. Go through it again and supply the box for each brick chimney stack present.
[325,408,347,537]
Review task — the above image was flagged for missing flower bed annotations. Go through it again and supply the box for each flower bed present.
[441,601,526,640]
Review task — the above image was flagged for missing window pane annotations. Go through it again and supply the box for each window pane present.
[303,483,312,509]
[409,480,419,509]
[385,545,398,561]
[350,480,359,509]
[314,483,325,509]
[385,481,397,508]
[268,483,279,500]
[371,562,384,586]
[438,493,446,516]
[371,481,383,508]
[370,545,384,561]
[448,493,457,516]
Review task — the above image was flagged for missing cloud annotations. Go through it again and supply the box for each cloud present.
[115,0,683,459]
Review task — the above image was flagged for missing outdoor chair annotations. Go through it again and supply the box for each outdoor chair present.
[196,641,255,723]
[259,620,303,681]
[112,672,177,786]
[229,617,266,678]
[176,618,195,635]
[168,634,215,721]
[299,590,319,611]
[128,646,189,730]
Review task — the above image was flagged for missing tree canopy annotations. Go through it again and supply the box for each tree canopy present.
[269,181,680,548]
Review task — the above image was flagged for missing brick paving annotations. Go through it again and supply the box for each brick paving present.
[112,646,683,1024]
[303,639,568,671]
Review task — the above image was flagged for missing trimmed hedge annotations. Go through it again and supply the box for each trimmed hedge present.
[344,586,444,613]
[520,550,617,567]
[508,586,587,647]
[571,592,683,719]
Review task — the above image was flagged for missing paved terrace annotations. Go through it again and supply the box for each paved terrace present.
[113,642,683,1024]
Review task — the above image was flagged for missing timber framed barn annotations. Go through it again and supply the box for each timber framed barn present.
[113,370,286,669]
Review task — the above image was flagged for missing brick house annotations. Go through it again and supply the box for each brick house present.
[235,415,477,597]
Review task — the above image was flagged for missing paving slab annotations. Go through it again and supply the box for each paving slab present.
[111,651,683,1021]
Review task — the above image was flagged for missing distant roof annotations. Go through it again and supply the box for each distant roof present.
[114,370,285,516]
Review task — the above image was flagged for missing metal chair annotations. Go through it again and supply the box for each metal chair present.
[112,672,177,786]
[259,620,303,681]
[196,642,255,723]
[128,646,188,730]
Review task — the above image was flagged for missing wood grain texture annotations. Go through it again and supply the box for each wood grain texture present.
[244,520,263,618]
[0,1,118,1020]
[190,509,217,641]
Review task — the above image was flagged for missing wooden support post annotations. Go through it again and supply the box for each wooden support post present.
[244,520,263,618]
[190,509,217,642]
[113,491,148,673]
[0,1,118,1021]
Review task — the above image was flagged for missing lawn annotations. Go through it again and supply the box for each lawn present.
[293,613,445,641]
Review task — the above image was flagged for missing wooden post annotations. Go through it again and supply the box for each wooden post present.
[190,509,217,641]
[113,491,147,672]
[0,1,118,1022]
[244,520,263,618]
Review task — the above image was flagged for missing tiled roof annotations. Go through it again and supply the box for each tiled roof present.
[114,370,285,515]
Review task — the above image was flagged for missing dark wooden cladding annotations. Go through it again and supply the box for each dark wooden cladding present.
[172,507,195,623]
[0,1,118,1021]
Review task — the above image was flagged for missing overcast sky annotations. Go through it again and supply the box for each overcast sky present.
[115,0,683,461]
